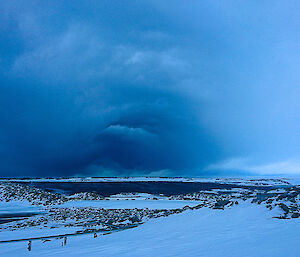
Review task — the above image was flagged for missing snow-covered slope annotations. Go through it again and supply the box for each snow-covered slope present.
[1,202,299,257]
[0,180,299,256]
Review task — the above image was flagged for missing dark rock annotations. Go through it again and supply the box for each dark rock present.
[279,203,289,214]
[129,216,140,223]
[291,213,300,218]
[183,205,191,211]
[214,200,230,209]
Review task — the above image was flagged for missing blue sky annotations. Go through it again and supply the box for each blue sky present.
[0,1,299,177]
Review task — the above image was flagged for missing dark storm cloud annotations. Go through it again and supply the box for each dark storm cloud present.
[0,71,220,176]
[0,1,220,176]
[0,1,299,176]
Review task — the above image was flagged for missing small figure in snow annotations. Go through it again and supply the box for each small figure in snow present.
[64,237,67,246]
[94,233,97,238]
[27,240,32,251]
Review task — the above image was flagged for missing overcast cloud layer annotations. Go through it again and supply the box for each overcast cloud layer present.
[0,1,299,177]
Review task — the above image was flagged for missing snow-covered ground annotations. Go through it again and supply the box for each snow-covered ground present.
[0,226,80,242]
[0,179,299,256]
[0,201,44,215]
[54,199,201,210]
[1,201,299,257]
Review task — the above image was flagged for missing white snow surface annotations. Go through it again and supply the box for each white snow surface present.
[0,226,80,241]
[0,201,44,215]
[108,192,166,199]
[54,199,200,210]
[1,201,299,257]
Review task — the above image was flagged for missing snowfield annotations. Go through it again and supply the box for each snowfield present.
[0,201,44,215]
[0,180,299,256]
[54,199,202,210]
[1,201,299,257]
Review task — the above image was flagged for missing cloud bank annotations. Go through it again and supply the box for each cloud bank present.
[0,1,299,176]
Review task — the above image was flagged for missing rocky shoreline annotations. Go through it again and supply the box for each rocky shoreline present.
[0,181,299,237]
